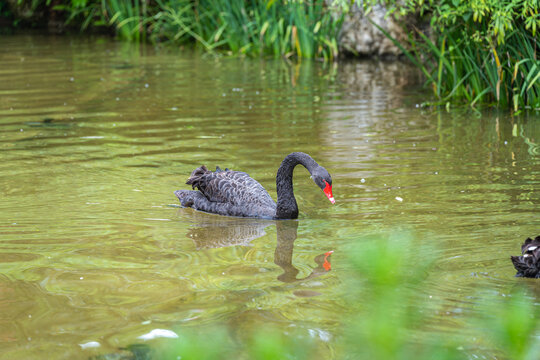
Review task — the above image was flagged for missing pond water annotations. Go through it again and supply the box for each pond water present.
[0,34,538,359]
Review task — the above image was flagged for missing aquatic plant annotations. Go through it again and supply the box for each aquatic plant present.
[342,234,463,360]
[150,0,343,60]
[363,0,540,111]
[476,291,540,360]
[56,0,149,40]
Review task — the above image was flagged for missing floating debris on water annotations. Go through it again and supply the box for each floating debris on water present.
[137,329,179,340]
[79,341,100,349]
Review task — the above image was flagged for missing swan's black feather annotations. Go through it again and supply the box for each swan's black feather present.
[511,236,540,278]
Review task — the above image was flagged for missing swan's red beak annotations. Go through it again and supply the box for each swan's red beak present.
[323,181,335,204]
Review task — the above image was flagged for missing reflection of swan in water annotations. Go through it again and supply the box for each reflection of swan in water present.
[274,221,333,283]
[183,210,274,249]
[182,211,332,282]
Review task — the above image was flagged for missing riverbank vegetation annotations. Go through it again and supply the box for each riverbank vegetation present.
[365,0,540,111]
[2,0,342,61]
[2,0,538,109]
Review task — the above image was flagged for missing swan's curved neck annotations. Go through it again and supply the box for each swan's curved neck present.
[275,152,319,219]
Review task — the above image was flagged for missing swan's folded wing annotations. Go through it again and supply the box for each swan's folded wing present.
[195,170,275,207]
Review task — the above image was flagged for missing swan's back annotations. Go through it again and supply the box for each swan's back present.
[178,165,277,218]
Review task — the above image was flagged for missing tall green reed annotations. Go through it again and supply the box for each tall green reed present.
[103,0,147,41]
[151,0,343,60]
[364,0,540,111]
[54,0,149,40]
[412,24,540,111]
[8,1,343,60]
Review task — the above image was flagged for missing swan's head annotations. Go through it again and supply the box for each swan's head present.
[311,167,335,204]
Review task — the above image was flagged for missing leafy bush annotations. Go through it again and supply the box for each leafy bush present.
[364,0,540,111]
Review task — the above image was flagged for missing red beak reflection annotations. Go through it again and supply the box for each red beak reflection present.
[323,250,333,271]
[323,181,335,204]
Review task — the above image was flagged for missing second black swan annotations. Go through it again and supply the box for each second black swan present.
[511,236,540,278]
[174,152,334,219]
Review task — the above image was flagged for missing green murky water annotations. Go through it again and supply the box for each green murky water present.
[0,35,538,359]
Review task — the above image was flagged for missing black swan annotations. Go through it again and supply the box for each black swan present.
[174,152,334,219]
[511,236,540,278]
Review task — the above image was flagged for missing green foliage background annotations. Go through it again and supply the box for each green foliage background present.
[4,0,342,60]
